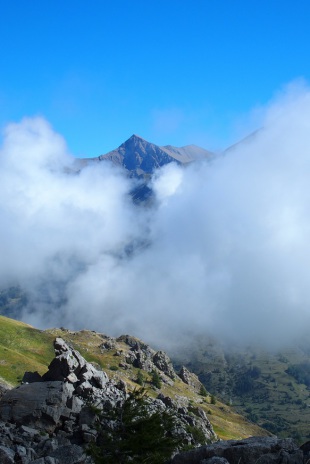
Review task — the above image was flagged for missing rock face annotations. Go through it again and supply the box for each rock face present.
[119,335,177,382]
[179,366,205,393]
[96,134,212,178]
[0,337,216,463]
[169,436,303,464]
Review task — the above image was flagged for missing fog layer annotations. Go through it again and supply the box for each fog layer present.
[1,85,310,349]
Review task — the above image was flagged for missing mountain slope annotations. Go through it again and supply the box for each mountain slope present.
[0,315,266,441]
[173,337,310,442]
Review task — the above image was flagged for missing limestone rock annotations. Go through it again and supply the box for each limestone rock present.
[169,437,303,464]
[178,366,204,393]
[0,445,15,464]
[153,351,175,379]
[0,381,73,432]
[99,337,116,350]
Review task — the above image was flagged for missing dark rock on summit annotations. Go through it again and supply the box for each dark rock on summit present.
[96,134,212,178]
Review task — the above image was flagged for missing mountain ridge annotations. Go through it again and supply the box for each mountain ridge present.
[92,134,213,177]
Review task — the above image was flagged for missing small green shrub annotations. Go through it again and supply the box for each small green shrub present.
[136,370,144,386]
[199,384,208,397]
[151,370,161,389]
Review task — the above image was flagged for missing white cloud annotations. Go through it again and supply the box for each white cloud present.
[2,83,310,351]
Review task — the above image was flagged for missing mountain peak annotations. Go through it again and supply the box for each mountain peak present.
[126,134,147,144]
[97,135,212,177]
[131,133,145,140]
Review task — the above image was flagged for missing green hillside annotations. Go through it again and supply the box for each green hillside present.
[0,316,55,384]
[173,338,310,443]
[0,316,267,441]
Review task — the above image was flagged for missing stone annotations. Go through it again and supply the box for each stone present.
[66,395,84,414]
[169,437,303,464]
[78,406,98,427]
[153,350,175,379]
[66,373,78,384]
[49,444,86,464]
[178,366,204,393]
[99,338,116,350]
[0,445,15,464]
[0,381,73,432]
[202,458,230,464]
[44,458,58,464]
[125,351,136,364]
[19,424,40,437]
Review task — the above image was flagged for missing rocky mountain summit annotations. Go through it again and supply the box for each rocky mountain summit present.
[86,134,212,178]
[0,337,216,463]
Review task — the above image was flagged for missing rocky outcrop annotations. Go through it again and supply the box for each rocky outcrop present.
[116,335,177,383]
[179,366,205,393]
[1,337,305,464]
[169,436,303,464]
[0,338,216,463]
[153,351,176,379]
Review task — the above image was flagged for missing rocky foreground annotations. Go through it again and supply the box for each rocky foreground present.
[0,337,307,464]
[0,337,216,463]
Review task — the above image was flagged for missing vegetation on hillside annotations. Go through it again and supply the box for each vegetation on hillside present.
[0,316,266,441]
[173,339,310,442]
[89,388,182,464]
[0,316,55,384]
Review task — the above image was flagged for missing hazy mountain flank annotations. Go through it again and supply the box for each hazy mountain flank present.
[173,338,310,442]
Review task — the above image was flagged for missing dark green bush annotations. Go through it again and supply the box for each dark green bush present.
[151,370,162,389]
[89,388,181,464]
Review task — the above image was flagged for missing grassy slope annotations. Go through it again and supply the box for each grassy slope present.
[0,316,55,384]
[0,316,266,440]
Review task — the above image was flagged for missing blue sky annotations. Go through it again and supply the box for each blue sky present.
[1,1,310,157]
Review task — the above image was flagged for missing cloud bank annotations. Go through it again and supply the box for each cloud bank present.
[2,83,310,350]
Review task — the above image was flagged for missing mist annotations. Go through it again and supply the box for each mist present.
[2,83,310,351]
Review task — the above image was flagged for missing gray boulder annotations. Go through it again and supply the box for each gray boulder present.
[169,436,303,464]
[0,445,15,464]
[0,381,73,432]
[49,444,86,464]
